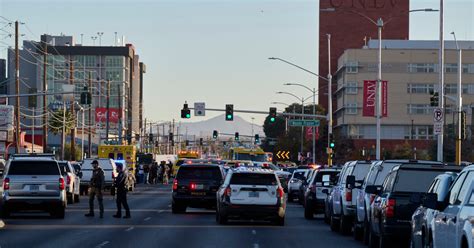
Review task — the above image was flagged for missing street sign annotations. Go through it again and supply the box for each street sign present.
[289,120,320,127]
[433,108,444,135]
[276,150,290,160]
[194,102,205,116]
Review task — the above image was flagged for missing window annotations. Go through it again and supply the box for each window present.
[345,61,358,73]
[448,172,467,205]
[445,84,469,94]
[84,56,96,67]
[408,63,436,73]
[407,104,431,115]
[407,83,434,94]
[8,161,60,175]
[345,103,358,115]
[105,69,123,81]
[346,82,358,94]
[445,63,470,73]
[105,56,123,68]
[230,173,277,185]
[456,172,474,204]
[393,169,445,193]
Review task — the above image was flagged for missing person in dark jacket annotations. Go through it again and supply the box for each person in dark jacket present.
[85,160,105,218]
[113,163,131,218]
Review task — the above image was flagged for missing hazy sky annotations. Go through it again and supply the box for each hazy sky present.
[0,0,473,125]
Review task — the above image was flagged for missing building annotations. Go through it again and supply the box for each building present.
[335,40,474,152]
[0,59,6,95]
[6,34,145,151]
[319,0,409,111]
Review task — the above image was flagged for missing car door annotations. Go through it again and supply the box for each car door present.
[434,171,467,248]
[333,166,349,215]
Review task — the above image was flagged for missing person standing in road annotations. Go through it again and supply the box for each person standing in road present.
[85,160,105,218]
[163,163,170,185]
[113,163,131,219]
[143,163,150,184]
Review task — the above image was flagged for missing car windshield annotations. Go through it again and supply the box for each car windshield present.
[177,167,222,180]
[292,171,306,180]
[230,173,277,186]
[58,162,70,175]
[393,169,445,193]
[315,171,339,184]
[8,161,60,175]
[234,153,266,162]
[353,163,372,181]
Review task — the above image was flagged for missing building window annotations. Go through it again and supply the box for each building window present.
[345,61,358,73]
[105,56,123,68]
[345,103,358,115]
[407,83,434,94]
[83,56,96,67]
[105,69,123,81]
[445,63,470,73]
[445,84,469,94]
[346,82,358,94]
[408,63,436,73]
[407,104,431,115]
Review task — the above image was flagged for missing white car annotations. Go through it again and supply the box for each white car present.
[288,169,309,201]
[58,161,80,204]
[429,165,474,248]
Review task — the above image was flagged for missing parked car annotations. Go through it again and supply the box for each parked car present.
[326,160,372,234]
[172,163,225,213]
[368,161,462,248]
[288,169,310,202]
[80,158,118,195]
[298,168,317,205]
[216,167,286,225]
[410,172,458,248]
[304,167,341,219]
[428,164,474,248]
[58,161,80,204]
[2,154,67,218]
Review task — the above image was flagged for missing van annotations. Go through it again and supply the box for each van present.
[79,158,117,195]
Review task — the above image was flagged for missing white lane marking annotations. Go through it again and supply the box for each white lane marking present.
[252,230,256,235]
[253,243,259,248]
[95,241,110,248]
[144,217,151,221]
[125,227,134,232]
[158,210,165,213]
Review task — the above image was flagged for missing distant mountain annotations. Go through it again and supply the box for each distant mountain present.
[175,114,264,139]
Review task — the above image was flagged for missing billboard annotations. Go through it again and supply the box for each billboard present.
[363,80,388,117]
[95,107,122,123]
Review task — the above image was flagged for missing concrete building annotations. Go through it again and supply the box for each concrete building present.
[6,34,145,151]
[335,40,474,152]
[0,59,6,95]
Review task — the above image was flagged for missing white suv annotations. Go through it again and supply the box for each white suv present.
[216,167,286,225]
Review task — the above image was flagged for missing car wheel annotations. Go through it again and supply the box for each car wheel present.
[275,216,285,226]
[74,194,80,203]
[288,194,293,202]
[339,214,351,235]
[51,206,65,219]
[304,206,314,220]
[368,226,379,248]
[379,233,389,248]
[217,212,228,225]
[67,193,73,204]
[353,219,362,241]
[2,206,10,218]
[363,220,370,245]
[330,214,340,232]
[172,202,186,214]
[324,208,330,224]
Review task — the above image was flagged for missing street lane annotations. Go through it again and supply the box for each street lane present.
[0,184,365,248]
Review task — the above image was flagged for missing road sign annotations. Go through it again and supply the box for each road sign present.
[289,120,320,127]
[433,108,444,135]
[194,102,205,116]
[276,150,290,160]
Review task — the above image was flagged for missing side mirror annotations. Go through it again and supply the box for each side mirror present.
[346,175,356,189]
[365,185,382,195]
[422,193,439,209]
[322,188,329,195]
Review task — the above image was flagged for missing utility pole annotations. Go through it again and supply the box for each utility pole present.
[61,102,66,160]
[15,21,20,153]
[327,33,333,166]
[375,18,383,160]
[118,85,122,144]
[42,39,48,153]
[105,80,110,142]
[69,57,75,160]
[437,0,445,162]
[88,72,92,157]
[452,32,462,165]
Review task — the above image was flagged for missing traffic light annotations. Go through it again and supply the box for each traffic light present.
[199,138,203,146]
[169,132,174,142]
[235,132,239,141]
[329,133,335,148]
[225,104,234,121]
[254,134,260,144]
[430,92,439,107]
[181,103,191,119]
[213,130,218,139]
[461,111,467,140]
[80,86,92,105]
[269,107,277,123]
[185,140,190,146]
[148,133,154,142]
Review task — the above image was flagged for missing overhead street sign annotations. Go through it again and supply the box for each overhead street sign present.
[289,120,320,127]
[194,102,205,116]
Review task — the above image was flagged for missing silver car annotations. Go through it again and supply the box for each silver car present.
[58,161,80,203]
[2,156,67,218]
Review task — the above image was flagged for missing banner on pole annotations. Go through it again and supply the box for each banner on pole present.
[363,80,388,117]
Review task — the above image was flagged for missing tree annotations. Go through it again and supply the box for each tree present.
[49,108,75,135]
[63,143,82,161]
[263,115,286,138]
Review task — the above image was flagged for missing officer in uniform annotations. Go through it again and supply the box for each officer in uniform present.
[85,160,105,218]
[113,163,131,218]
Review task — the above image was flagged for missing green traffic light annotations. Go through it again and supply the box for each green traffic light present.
[330,143,335,148]
[270,117,275,122]
[227,114,232,119]
[186,113,190,118]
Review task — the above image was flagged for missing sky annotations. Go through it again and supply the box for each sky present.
[0,0,473,126]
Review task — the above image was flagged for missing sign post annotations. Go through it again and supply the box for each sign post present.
[433,107,444,135]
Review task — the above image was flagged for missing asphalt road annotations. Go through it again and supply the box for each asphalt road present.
[0,184,365,248]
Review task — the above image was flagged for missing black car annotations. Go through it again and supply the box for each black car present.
[368,161,462,248]
[304,168,340,219]
[172,164,225,213]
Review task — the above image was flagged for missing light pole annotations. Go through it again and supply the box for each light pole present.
[451,31,462,165]
[284,83,317,164]
[75,102,85,160]
[97,32,104,46]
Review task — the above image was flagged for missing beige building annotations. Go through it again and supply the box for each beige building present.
[335,40,474,147]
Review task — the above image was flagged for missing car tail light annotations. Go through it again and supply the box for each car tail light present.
[66,175,71,185]
[3,178,9,190]
[190,183,196,190]
[172,179,178,191]
[277,187,284,198]
[345,190,352,202]
[224,186,232,197]
[370,194,376,204]
[386,198,396,218]
[59,178,65,190]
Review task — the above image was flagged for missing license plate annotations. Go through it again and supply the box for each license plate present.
[29,185,40,191]
[191,192,206,196]
[195,184,204,190]
[249,191,259,198]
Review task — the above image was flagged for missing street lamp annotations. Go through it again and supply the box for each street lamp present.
[451,31,462,165]
[284,83,317,164]
[75,102,85,159]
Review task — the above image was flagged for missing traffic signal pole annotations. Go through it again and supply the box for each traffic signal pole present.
[186,107,326,119]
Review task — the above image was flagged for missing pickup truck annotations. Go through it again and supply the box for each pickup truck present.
[368,161,462,248]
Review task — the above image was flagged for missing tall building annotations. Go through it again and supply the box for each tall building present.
[0,59,6,95]
[319,0,409,111]
[7,34,146,150]
[335,40,474,152]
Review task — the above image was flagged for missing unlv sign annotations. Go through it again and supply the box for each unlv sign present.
[329,0,400,9]
[363,80,388,117]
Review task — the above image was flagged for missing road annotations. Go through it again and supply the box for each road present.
[0,184,365,248]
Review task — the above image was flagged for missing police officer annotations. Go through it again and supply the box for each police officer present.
[113,163,131,218]
[85,160,105,218]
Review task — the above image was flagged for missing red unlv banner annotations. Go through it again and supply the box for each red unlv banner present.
[95,107,121,123]
[363,80,388,117]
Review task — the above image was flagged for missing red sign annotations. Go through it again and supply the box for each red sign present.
[305,127,320,140]
[95,108,122,123]
[363,80,388,117]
